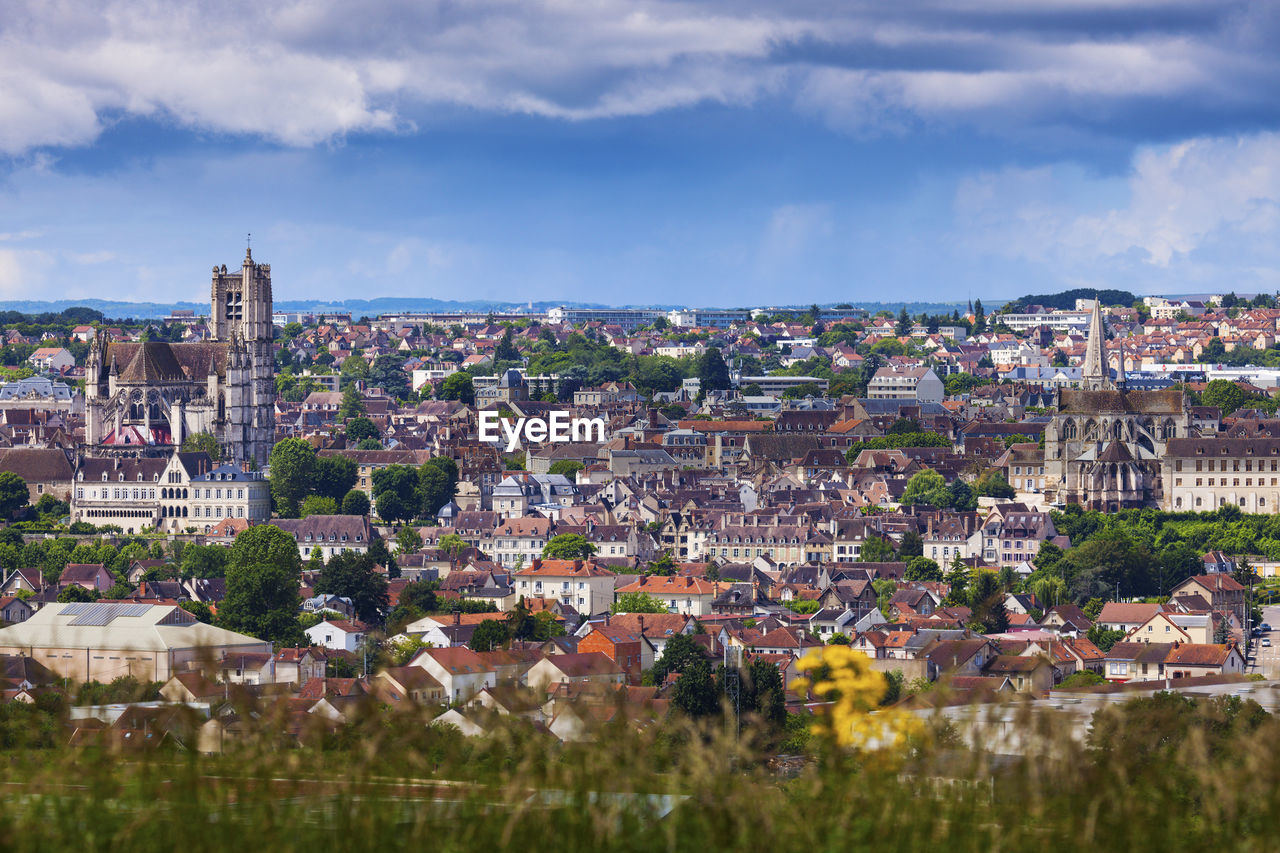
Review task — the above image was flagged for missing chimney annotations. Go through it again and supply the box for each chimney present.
[638,614,646,635]
[454,611,461,626]
[605,613,611,626]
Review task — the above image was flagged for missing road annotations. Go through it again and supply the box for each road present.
[1251,605,1280,678]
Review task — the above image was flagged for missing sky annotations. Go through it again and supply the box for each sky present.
[2,0,1280,308]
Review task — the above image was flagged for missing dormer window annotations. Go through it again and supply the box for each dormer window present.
[118,473,125,482]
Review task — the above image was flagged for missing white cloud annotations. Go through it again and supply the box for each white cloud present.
[0,0,1273,153]
[951,131,1280,290]
[0,248,53,298]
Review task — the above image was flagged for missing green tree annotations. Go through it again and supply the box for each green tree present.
[895,306,911,336]
[57,585,98,603]
[494,327,519,362]
[974,470,1016,499]
[268,438,317,517]
[418,458,458,517]
[542,533,598,561]
[219,525,303,644]
[899,530,923,558]
[1201,379,1247,415]
[469,618,510,652]
[904,557,943,583]
[968,569,1009,634]
[372,464,420,523]
[315,550,389,625]
[696,347,731,392]
[672,658,719,717]
[0,471,28,518]
[440,373,474,404]
[873,579,897,615]
[548,460,584,479]
[612,591,670,614]
[901,469,950,508]
[860,536,895,563]
[339,384,367,419]
[341,489,371,516]
[944,555,970,607]
[300,495,339,517]
[344,417,379,443]
[314,455,358,503]
[437,533,468,562]
[370,354,409,400]
[179,431,221,462]
[179,543,229,579]
[396,526,423,555]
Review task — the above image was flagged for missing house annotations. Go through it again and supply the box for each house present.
[1039,605,1092,636]
[1170,575,1247,624]
[614,575,723,616]
[513,559,617,616]
[374,666,446,705]
[526,652,626,693]
[410,646,496,702]
[272,515,378,561]
[27,347,75,372]
[305,619,369,652]
[0,596,34,625]
[577,622,655,683]
[1096,602,1168,635]
[58,563,115,593]
[982,655,1054,693]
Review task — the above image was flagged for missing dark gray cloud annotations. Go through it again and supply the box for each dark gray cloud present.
[0,0,1276,154]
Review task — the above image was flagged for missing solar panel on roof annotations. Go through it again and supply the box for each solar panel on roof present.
[67,602,154,626]
[59,602,96,616]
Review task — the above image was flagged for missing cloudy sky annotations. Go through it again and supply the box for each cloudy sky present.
[2,0,1280,307]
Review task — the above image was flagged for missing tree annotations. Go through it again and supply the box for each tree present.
[895,306,911,336]
[548,460,584,479]
[220,525,303,644]
[438,533,468,562]
[469,619,510,652]
[396,525,423,555]
[372,464,420,524]
[315,550,389,625]
[967,570,1009,634]
[179,543,229,579]
[495,327,520,362]
[947,479,978,511]
[440,373,474,404]
[341,489,371,516]
[646,552,676,576]
[57,585,97,603]
[314,455,358,503]
[0,471,28,518]
[904,557,943,583]
[650,632,709,685]
[974,470,1016,499]
[696,347,731,392]
[344,417,379,443]
[339,384,367,419]
[370,354,409,400]
[180,431,221,462]
[418,458,458,517]
[860,536,895,563]
[268,439,317,517]
[300,495,338,517]
[901,469,950,508]
[899,530,923,558]
[612,591,670,614]
[973,298,986,334]
[542,534,597,561]
[672,658,719,717]
[944,556,970,606]
[1201,379,1248,416]
[873,579,897,615]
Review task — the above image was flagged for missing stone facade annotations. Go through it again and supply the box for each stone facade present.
[84,249,275,467]
[1043,300,1189,511]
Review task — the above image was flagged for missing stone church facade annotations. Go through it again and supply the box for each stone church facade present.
[84,249,276,467]
[1043,300,1190,511]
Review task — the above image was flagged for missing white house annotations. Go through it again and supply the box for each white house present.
[305,619,367,652]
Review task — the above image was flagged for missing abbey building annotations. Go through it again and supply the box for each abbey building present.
[1043,299,1190,511]
[83,249,276,468]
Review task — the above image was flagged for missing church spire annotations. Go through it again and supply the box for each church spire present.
[1082,298,1108,389]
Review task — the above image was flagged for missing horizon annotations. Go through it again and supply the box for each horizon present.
[3,2,1280,305]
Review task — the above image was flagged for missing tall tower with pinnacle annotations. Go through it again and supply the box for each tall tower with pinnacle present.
[1081,298,1110,391]
[211,247,275,467]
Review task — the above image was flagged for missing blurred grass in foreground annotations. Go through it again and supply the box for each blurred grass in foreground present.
[0,689,1277,852]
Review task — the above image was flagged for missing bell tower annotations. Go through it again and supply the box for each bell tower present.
[211,245,275,467]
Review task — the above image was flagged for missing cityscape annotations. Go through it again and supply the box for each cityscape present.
[3,0,1280,848]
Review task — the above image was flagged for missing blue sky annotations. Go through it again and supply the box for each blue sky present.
[2,0,1280,307]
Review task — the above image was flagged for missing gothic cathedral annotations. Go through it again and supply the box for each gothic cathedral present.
[1043,299,1189,511]
[84,249,276,466]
